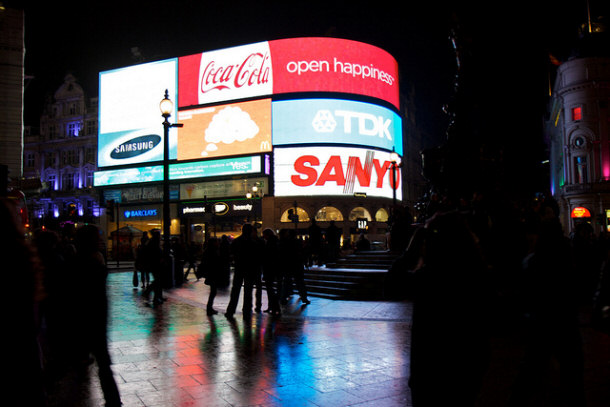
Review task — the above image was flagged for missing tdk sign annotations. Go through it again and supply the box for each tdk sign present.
[272,98,402,155]
[312,110,392,140]
[111,135,161,159]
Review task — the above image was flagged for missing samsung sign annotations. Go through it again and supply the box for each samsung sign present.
[99,58,178,168]
[272,99,402,155]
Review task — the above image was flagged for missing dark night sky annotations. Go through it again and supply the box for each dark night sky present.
[18,0,610,183]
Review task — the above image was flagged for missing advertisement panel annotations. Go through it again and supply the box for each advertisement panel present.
[178,41,272,107]
[98,58,178,167]
[178,38,399,109]
[272,98,402,154]
[180,177,268,200]
[274,146,402,199]
[94,155,262,186]
[177,99,272,160]
[269,38,399,109]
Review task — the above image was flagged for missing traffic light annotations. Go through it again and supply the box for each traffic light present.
[106,199,115,222]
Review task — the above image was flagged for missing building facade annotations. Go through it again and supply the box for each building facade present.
[548,21,610,235]
[0,6,25,192]
[23,74,101,230]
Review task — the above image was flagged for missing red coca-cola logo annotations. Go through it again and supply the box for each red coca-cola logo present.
[200,52,271,94]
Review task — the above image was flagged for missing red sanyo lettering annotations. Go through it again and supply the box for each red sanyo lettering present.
[200,52,270,94]
[291,155,398,188]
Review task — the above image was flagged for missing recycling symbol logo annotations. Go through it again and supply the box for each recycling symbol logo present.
[312,110,336,133]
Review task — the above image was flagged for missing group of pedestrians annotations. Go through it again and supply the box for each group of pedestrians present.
[1,198,122,407]
[194,223,310,318]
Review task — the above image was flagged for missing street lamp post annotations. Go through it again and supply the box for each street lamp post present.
[160,90,183,286]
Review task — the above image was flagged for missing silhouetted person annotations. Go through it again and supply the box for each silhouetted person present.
[262,228,282,316]
[143,230,165,306]
[183,241,199,281]
[406,211,490,407]
[135,232,149,289]
[3,199,46,406]
[279,229,310,305]
[218,235,232,288]
[202,238,222,315]
[308,219,322,266]
[509,200,586,407]
[72,225,122,407]
[325,220,341,262]
[225,224,262,318]
[355,233,371,251]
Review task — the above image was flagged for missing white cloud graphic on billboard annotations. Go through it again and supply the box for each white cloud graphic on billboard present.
[202,106,260,156]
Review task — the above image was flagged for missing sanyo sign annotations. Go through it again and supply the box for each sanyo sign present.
[272,99,402,155]
[274,146,402,200]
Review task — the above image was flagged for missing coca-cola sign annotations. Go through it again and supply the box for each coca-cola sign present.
[178,38,399,109]
[179,42,273,107]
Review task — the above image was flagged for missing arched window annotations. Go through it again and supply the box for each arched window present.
[348,207,372,221]
[315,206,343,222]
[375,208,390,222]
[280,206,310,223]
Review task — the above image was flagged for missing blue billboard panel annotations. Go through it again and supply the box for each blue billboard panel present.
[98,58,178,168]
[272,99,402,155]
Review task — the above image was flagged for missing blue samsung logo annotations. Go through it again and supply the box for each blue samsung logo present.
[111,135,161,159]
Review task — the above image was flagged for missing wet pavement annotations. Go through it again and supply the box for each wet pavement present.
[44,268,610,407]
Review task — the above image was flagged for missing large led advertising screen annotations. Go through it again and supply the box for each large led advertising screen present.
[272,98,402,154]
[274,146,402,199]
[178,38,399,109]
[98,59,178,168]
[177,99,272,160]
[269,38,399,109]
[94,155,263,187]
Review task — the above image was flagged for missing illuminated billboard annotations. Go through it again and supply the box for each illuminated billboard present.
[272,98,402,154]
[269,38,399,109]
[98,59,178,167]
[274,146,402,199]
[178,38,399,109]
[94,155,262,187]
[177,99,272,160]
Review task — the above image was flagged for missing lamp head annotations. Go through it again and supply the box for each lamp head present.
[160,89,173,118]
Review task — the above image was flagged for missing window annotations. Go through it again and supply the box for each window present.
[67,122,79,137]
[47,174,57,190]
[86,120,96,136]
[572,106,582,121]
[281,206,310,223]
[574,156,588,184]
[349,207,372,221]
[26,153,35,168]
[375,208,390,222]
[315,206,343,222]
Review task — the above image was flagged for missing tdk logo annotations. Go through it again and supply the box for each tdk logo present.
[311,110,392,140]
[111,135,161,159]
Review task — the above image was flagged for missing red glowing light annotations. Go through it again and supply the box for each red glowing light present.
[571,207,591,218]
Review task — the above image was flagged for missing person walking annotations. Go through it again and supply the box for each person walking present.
[262,228,282,316]
[135,232,149,289]
[142,230,165,306]
[225,224,263,319]
[183,241,199,281]
[72,225,122,407]
[279,229,310,305]
[201,238,222,315]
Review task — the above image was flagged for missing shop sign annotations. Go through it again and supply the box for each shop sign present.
[571,207,591,218]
